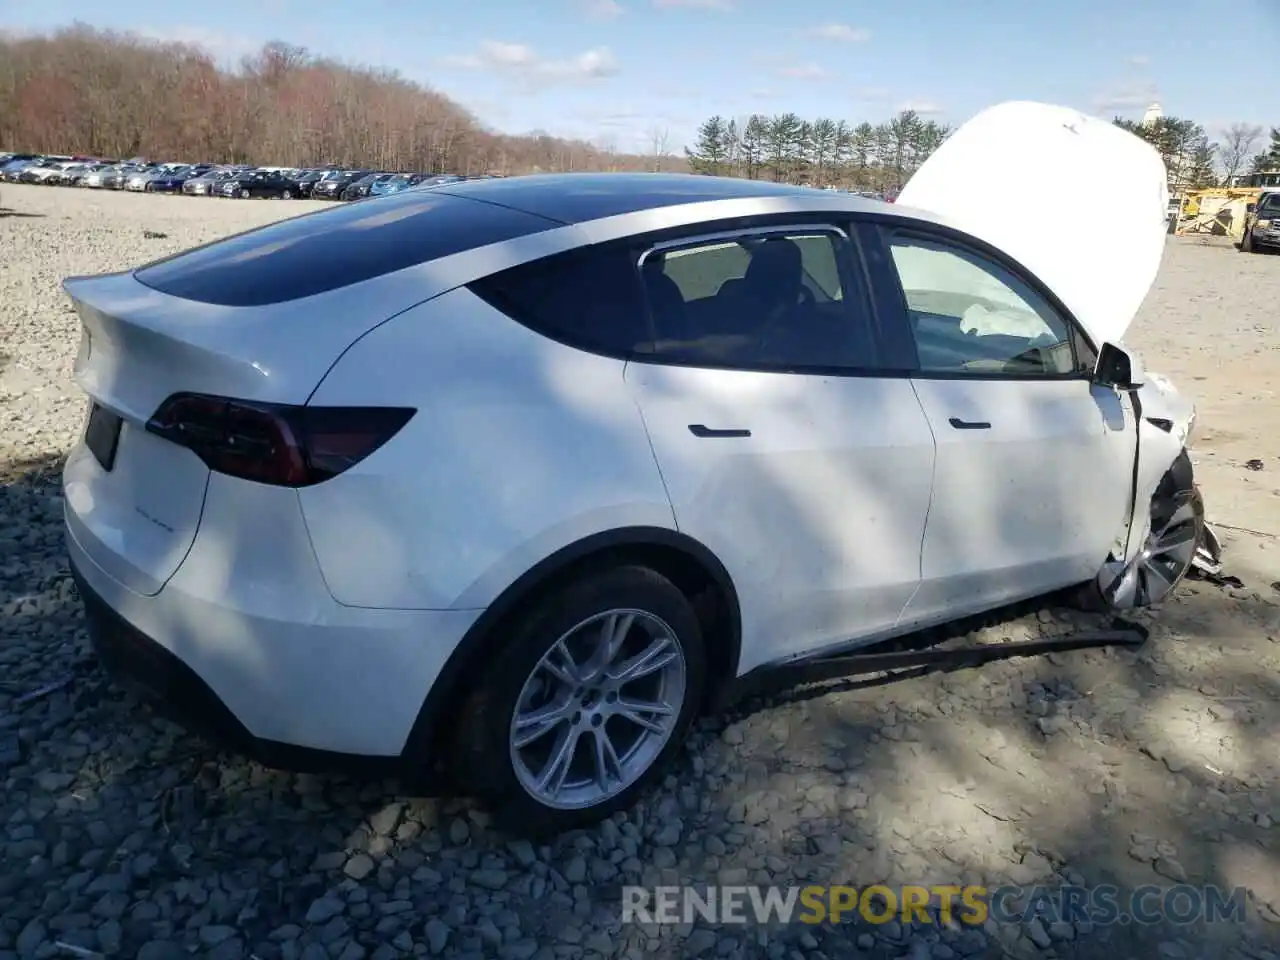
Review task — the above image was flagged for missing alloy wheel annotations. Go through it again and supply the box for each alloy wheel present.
[509,609,686,811]
[1099,493,1201,608]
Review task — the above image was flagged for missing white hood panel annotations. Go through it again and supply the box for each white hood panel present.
[898,101,1169,347]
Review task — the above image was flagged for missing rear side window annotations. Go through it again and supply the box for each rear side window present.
[134,192,560,307]
[639,228,883,372]
[467,244,650,358]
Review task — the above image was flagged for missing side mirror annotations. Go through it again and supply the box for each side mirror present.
[1246,202,1257,214]
[1094,342,1145,390]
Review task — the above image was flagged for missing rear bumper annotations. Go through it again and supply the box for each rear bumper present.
[72,552,384,774]
[64,466,482,771]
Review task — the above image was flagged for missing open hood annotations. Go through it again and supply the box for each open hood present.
[898,101,1169,347]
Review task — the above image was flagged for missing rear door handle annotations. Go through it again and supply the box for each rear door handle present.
[948,417,991,430]
[688,424,751,438]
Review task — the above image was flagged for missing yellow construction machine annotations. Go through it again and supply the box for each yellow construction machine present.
[1174,187,1261,238]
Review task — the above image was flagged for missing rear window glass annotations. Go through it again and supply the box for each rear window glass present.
[468,243,650,358]
[133,192,560,307]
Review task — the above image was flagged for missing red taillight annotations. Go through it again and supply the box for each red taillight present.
[147,393,414,487]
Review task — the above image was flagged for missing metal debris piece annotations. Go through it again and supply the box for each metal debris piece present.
[55,943,103,959]
[1188,521,1244,589]
[1191,521,1224,577]
[13,674,74,706]
[1245,459,1264,471]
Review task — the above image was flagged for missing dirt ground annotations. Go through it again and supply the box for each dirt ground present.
[0,183,1278,960]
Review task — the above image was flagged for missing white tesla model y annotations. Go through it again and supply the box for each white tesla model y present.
[63,102,1204,834]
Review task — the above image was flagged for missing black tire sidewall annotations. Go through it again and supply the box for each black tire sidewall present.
[452,565,707,836]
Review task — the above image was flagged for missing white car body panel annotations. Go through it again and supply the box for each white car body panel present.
[300,287,675,611]
[898,101,1169,348]
[63,417,210,596]
[626,362,935,672]
[900,100,1195,571]
[900,378,1134,623]
[67,472,475,755]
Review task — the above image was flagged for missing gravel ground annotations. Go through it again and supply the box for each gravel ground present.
[2,184,1279,960]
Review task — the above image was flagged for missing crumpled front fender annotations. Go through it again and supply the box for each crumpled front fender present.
[1119,352,1198,562]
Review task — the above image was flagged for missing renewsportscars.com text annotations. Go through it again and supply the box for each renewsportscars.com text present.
[621,884,1249,927]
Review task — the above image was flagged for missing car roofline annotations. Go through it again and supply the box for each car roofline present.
[427,186,953,242]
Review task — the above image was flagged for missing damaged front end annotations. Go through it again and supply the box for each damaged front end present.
[1138,369,1224,580]
[1102,362,1225,605]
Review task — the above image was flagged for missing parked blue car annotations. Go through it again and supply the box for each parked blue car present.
[145,164,215,193]
[407,174,468,191]
[368,173,433,197]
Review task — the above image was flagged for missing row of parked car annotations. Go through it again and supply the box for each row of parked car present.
[0,153,494,201]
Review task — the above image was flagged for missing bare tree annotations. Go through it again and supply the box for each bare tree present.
[593,134,619,171]
[0,25,690,176]
[646,125,670,172]
[1220,123,1264,186]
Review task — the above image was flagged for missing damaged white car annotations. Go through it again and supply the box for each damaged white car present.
[63,100,1214,836]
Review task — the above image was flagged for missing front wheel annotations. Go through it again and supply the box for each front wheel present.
[1241,230,1255,253]
[450,565,706,837]
[239,188,251,199]
[1091,453,1204,610]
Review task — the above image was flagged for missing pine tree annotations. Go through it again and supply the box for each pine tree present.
[724,118,740,175]
[1187,137,1218,188]
[765,113,801,182]
[1266,127,1280,166]
[810,118,837,186]
[739,115,767,180]
[685,116,730,175]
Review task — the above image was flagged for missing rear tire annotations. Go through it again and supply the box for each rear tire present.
[449,565,706,838]
[281,189,292,200]
[1083,451,1203,611]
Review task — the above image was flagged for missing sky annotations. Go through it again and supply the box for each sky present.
[5,0,1279,155]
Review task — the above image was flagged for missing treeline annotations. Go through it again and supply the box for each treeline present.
[684,110,951,191]
[0,24,679,175]
[1111,117,1280,189]
[1112,116,1219,190]
[686,110,1280,194]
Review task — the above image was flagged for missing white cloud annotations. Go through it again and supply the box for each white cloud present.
[805,23,870,42]
[132,25,262,61]
[653,0,735,10]
[583,0,625,17]
[897,100,943,115]
[1094,83,1160,112]
[854,86,892,103]
[1127,53,1151,67]
[444,40,619,85]
[775,63,828,79]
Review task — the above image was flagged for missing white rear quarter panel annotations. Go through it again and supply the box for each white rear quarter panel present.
[300,287,676,610]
